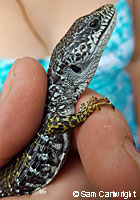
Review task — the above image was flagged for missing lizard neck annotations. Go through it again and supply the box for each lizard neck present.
[46,79,77,118]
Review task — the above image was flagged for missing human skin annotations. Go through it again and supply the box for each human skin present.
[0,1,140,140]
[0,57,140,200]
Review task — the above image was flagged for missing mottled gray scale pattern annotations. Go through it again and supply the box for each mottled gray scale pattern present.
[0,4,116,197]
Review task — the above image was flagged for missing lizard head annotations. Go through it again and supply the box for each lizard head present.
[48,4,117,104]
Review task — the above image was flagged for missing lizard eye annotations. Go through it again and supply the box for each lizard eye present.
[89,18,100,31]
[70,65,82,73]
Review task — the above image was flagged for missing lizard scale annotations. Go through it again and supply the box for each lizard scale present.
[0,4,116,197]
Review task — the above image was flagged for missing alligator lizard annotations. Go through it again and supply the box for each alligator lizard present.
[0,4,116,197]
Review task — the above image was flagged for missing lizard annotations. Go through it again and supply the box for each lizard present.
[0,4,117,197]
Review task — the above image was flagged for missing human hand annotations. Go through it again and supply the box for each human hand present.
[0,57,140,200]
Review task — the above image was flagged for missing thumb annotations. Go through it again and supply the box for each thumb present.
[0,57,47,166]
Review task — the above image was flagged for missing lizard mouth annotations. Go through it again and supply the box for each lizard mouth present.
[80,7,117,82]
[96,7,117,48]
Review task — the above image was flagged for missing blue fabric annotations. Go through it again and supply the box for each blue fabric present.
[0,0,138,145]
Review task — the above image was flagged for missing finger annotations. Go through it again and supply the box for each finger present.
[73,88,140,196]
[0,57,47,166]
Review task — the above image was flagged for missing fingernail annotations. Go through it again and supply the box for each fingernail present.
[32,188,47,196]
[124,137,140,170]
[0,66,16,104]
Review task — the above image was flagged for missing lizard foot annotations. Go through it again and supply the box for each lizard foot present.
[80,96,115,115]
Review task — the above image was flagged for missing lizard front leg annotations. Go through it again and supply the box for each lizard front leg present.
[46,96,115,135]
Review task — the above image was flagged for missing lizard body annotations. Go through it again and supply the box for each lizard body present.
[0,4,116,197]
